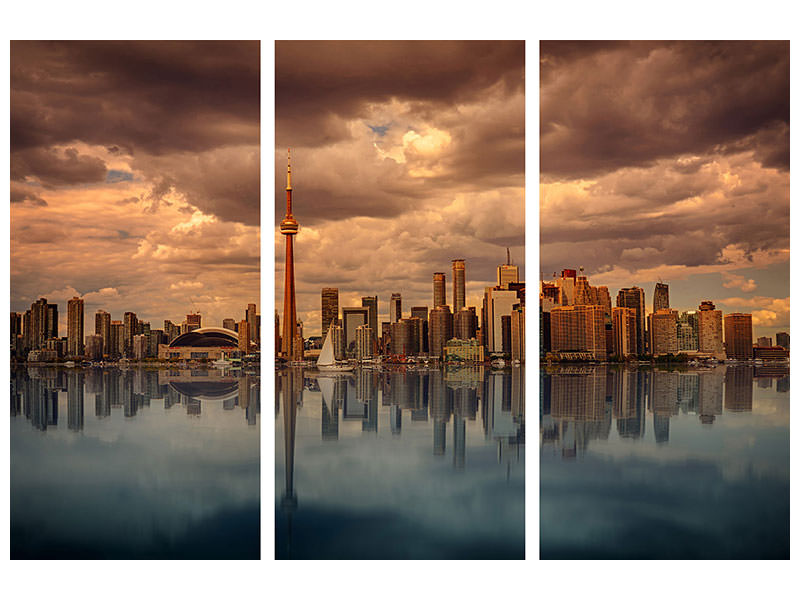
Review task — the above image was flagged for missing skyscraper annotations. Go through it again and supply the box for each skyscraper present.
[497,248,519,288]
[454,307,476,340]
[776,332,790,349]
[342,306,369,357]
[616,287,645,355]
[280,149,300,359]
[95,309,111,358]
[697,301,724,359]
[429,306,453,358]
[452,259,465,312]
[550,304,606,360]
[238,318,250,353]
[649,308,678,356]
[185,313,201,331]
[653,282,669,312]
[246,303,257,344]
[123,311,138,357]
[677,311,699,352]
[222,318,237,331]
[67,296,84,357]
[433,272,446,308]
[389,293,402,323]
[361,296,378,348]
[612,306,637,358]
[46,303,58,339]
[321,288,339,339]
[724,313,753,359]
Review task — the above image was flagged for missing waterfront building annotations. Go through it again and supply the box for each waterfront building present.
[612,306,637,358]
[342,306,369,357]
[650,308,679,356]
[133,334,148,360]
[410,306,428,353]
[697,301,724,359]
[355,325,373,360]
[246,303,257,345]
[595,285,611,316]
[677,311,699,352]
[653,282,669,312]
[511,305,525,362]
[550,304,606,360]
[46,303,58,340]
[756,336,772,347]
[67,296,84,357]
[238,318,250,353]
[362,295,378,349]
[331,324,345,360]
[389,293,402,323]
[443,338,485,363]
[724,313,753,359]
[616,287,646,355]
[85,334,104,361]
[95,310,111,357]
[159,327,240,361]
[429,305,454,358]
[110,321,124,358]
[484,287,520,353]
[123,311,137,357]
[280,149,300,359]
[433,272,446,308]
[164,319,180,342]
[556,269,577,305]
[185,313,201,332]
[321,288,339,339]
[452,259,466,312]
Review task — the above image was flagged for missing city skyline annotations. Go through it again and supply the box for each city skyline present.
[11,41,260,332]
[275,41,525,337]
[540,41,789,339]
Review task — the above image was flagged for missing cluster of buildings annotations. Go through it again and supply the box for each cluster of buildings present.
[540,268,789,362]
[11,298,260,363]
[277,255,525,364]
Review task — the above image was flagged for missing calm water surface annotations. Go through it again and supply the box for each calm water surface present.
[540,364,789,559]
[10,366,260,559]
[275,366,525,559]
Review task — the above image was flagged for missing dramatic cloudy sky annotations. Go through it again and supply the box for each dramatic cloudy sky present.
[275,40,525,337]
[540,41,789,338]
[10,41,260,334]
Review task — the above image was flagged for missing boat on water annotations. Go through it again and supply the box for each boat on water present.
[316,321,353,372]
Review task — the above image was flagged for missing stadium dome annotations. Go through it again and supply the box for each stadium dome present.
[169,327,238,348]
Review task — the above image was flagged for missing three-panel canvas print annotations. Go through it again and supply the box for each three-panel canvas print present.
[8,39,789,561]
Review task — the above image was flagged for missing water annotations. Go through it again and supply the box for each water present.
[540,364,789,559]
[10,366,260,559]
[275,366,525,559]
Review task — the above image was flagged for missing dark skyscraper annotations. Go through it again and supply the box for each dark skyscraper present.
[362,295,378,347]
[321,288,339,339]
[390,293,402,323]
[342,306,369,357]
[452,259,465,313]
[46,303,58,339]
[433,272,446,308]
[429,305,453,358]
[616,287,645,355]
[67,296,84,357]
[95,310,111,358]
[653,282,669,312]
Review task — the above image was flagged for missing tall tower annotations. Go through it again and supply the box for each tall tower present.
[67,296,84,358]
[452,259,465,313]
[390,293,402,323]
[281,149,300,359]
[653,282,669,312]
[433,272,446,308]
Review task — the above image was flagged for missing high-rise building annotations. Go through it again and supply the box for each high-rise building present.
[611,306,637,358]
[510,305,525,362]
[321,288,339,339]
[452,259,466,312]
[433,272,446,308]
[133,334,148,360]
[653,282,669,312]
[280,149,300,359]
[123,311,138,357]
[677,311,699,352]
[342,307,369,357]
[649,308,679,356]
[246,303,257,345]
[222,318,237,331]
[497,249,519,288]
[46,303,58,339]
[110,320,124,358]
[238,318,250,353]
[85,334,103,361]
[30,297,48,350]
[185,313,201,332]
[95,310,111,358]
[724,313,753,359]
[454,307,476,340]
[391,319,414,355]
[595,286,612,316]
[67,296,84,357]
[164,319,180,342]
[331,324,345,360]
[616,287,646,355]
[550,304,606,360]
[355,325,373,360]
[389,293,402,323]
[697,301,724,358]
[361,296,378,349]
[484,287,520,353]
[555,269,577,305]
[756,336,772,347]
[776,332,790,350]
[429,306,453,358]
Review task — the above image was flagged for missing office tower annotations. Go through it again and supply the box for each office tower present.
[245,303,257,344]
[133,334,148,360]
[616,287,646,355]
[148,329,165,357]
[123,311,137,357]
[342,306,369,357]
[497,249,519,288]
[484,287,520,353]
[355,325,373,360]
[95,310,111,357]
[429,305,453,358]
[85,334,103,361]
[110,321,123,358]
[550,304,606,360]
[511,305,524,362]
[186,313,201,332]
[555,269,577,305]
[46,303,58,339]
[67,296,84,357]
[389,293,402,323]
[30,297,48,350]
[677,311,699,351]
[433,272,446,308]
[574,275,593,305]
[697,301,724,358]
[321,288,339,339]
[757,336,772,347]
[452,259,466,312]
[280,149,300,359]
[222,318,237,331]
[776,332,789,349]
[653,282,669,312]
[650,309,679,356]
[238,318,250,353]
[612,307,637,358]
[454,307,476,340]
[724,313,753,359]
[595,285,611,316]
[331,324,345,360]
[362,295,378,348]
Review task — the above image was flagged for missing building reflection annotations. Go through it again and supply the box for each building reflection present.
[541,364,781,459]
[10,366,260,430]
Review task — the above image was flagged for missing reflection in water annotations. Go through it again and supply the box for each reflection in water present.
[10,366,260,559]
[540,364,789,559]
[276,366,525,560]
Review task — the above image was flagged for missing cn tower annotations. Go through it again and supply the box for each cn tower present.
[280,149,299,359]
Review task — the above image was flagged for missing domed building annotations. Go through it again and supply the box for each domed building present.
[158,327,240,361]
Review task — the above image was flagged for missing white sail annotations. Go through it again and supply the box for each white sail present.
[317,321,336,366]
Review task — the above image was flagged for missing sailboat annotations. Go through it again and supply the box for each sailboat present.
[316,321,353,372]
